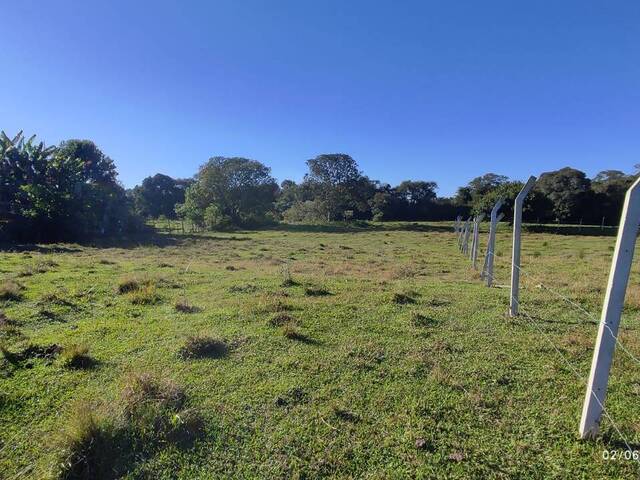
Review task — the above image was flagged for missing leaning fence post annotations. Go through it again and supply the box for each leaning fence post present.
[509,176,536,316]
[480,199,503,286]
[471,213,485,268]
[579,176,640,439]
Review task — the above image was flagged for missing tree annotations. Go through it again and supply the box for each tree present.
[0,132,139,241]
[468,173,509,198]
[301,154,373,221]
[536,167,592,223]
[591,170,635,225]
[132,173,191,219]
[177,156,278,228]
[395,181,437,205]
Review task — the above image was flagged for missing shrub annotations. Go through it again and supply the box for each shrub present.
[177,336,229,359]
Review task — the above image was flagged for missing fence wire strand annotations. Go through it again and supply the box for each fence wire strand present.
[479,265,638,463]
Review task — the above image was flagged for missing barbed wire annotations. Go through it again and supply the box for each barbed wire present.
[486,250,640,369]
[480,266,638,463]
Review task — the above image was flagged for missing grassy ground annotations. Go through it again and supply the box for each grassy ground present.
[0,222,639,479]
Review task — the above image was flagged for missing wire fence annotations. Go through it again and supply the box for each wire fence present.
[455,220,640,466]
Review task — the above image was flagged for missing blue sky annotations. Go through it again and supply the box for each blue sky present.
[1,0,638,196]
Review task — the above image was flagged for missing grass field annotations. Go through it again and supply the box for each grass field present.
[1,222,639,479]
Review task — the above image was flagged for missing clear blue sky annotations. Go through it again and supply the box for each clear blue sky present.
[2,0,638,196]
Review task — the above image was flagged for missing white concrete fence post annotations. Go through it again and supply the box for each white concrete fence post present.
[509,176,536,316]
[579,176,640,439]
[481,199,503,286]
[457,216,466,248]
[462,218,472,255]
[471,213,485,268]
[459,217,471,251]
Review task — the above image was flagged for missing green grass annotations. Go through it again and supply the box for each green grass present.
[0,222,639,478]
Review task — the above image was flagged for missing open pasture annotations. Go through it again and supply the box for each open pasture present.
[1,222,639,478]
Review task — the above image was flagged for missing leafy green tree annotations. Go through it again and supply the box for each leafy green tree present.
[591,170,635,224]
[302,154,374,221]
[177,157,278,228]
[0,131,139,241]
[535,167,592,223]
[132,173,191,219]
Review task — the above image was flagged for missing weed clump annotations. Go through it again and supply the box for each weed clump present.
[269,313,298,327]
[282,324,313,343]
[280,263,297,287]
[305,287,331,296]
[178,335,229,359]
[391,292,416,305]
[121,372,186,416]
[61,344,95,369]
[117,275,154,294]
[174,300,199,313]
[411,312,436,327]
[57,402,118,480]
[129,285,161,305]
[58,374,205,479]
[0,280,23,301]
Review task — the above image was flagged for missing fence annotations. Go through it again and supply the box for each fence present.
[452,176,640,451]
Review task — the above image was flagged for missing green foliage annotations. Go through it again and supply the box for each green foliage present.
[132,173,191,219]
[176,156,278,229]
[0,132,141,241]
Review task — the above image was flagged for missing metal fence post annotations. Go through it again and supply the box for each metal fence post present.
[579,176,640,439]
[509,176,536,316]
[481,199,503,286]
[459,217,471,251]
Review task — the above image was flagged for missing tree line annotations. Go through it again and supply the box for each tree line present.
[1,130,636,241]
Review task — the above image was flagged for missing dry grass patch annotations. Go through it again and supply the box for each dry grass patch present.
[116,275,155,294]
[121,372,186,416]
[128,284,161,305]
[0,280,23,301]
